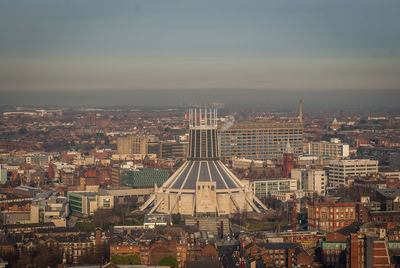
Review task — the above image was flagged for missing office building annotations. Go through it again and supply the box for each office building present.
[140,108,267,216]
[68,191,114,217]
[291,168,326,196]
[120,168,169,188]
[159,141,188,159]
[30,191,69,227]
[219,101,303,160]
[308,138,349,159]
[247,178,297,199]
[328,159,379,188]
[219,122,303,160]
[110,165,121,186]
[117,135,159,155]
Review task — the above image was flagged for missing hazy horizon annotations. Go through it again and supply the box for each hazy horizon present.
[1,89,399,112]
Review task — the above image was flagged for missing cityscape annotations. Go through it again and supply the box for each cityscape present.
[1,1,400,268]
[0,103,399,268]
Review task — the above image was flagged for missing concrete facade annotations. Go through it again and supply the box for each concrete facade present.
[328,159,379,188]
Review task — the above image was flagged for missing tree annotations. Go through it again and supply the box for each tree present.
[262,196,282,210]
[172,213,183,225]
[359,119,367,124]
[18,127,27,135]
[75,221,95,232]
[158,256,178,268]
[110,254,140,265]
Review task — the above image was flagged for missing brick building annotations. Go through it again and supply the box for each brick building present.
[348,233,392,267]
[370,211,400,223]
[308,199,356,232]
[244,242,311,268]
[321,232,347,267]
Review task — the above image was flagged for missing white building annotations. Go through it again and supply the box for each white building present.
[328,159,379,188]
[232,157,264,169]
[270,190,314,202]
[30,191,69,227]
[308,138,349,159]
[68,191,114,217]
[244,178,297,199]
[291,168,326,196]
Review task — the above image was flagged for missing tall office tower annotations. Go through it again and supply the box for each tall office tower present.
[328,159,379,188]
[159,141,188,159]
[117,135,159,155]
[117,136,134,154]
[219,121,303,160]
[140,108,267,216]
[308,138,349,159]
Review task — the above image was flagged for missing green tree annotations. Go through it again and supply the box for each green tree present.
[110,254,140,265]
[158,256,178,268]
[172,213,183,225]
[18,127,27,135]
[75,221,95,232]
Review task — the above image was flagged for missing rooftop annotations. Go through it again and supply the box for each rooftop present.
[165,160,242,190]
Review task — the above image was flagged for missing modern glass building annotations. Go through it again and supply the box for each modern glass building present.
[219,122,303,160]
[249,178,298,199]
[68,191,113,217]
[120,169,169,188]
[69,192,84,216]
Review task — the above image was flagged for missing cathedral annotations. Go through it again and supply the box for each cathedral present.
[140,108,267,216]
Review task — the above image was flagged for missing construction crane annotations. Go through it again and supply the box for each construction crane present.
[292,193,297,243]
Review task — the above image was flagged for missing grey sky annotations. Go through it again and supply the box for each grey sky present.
[0,0,399,91]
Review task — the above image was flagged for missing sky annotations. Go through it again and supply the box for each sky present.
[0,0,400,94]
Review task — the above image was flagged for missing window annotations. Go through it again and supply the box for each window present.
[103,198,111,208]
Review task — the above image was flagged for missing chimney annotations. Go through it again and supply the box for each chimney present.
[298,99,303,122]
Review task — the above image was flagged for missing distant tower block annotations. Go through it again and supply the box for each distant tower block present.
[299,99,303,122]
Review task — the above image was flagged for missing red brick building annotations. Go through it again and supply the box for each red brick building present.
[356,203,370,223]
[386,177,400,189]
[321,232,347,267]
[370,211,400,223]
[348,233,393,267]
[308,199,356,232]
[109,244,139,255]
[244,242,311,268]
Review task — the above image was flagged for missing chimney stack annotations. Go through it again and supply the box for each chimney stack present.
[299,99,303,122]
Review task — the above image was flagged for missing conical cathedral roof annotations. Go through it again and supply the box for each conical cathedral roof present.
[140,108,267,215]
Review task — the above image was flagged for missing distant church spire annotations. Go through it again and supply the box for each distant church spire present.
[285,140,294,154]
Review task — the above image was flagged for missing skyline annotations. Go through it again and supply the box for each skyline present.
[0,89,399,111]
[0,0,400,93]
